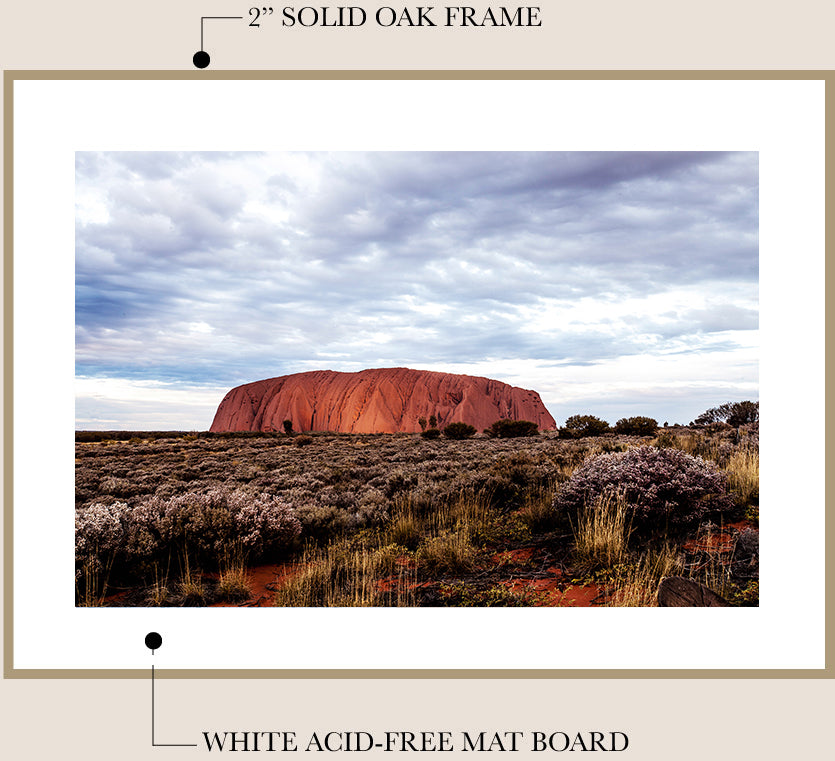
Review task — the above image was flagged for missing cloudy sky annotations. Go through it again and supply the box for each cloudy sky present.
[75,151,758,430]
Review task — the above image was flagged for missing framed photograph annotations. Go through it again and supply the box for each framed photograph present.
[8,76,825,673]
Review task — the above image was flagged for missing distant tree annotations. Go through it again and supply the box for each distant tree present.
[418,417,428,432]
[484,419,539,438]
[694,401,759,428]
[442,422,477,440]
[429,414,438,429]
[559,415,610,439]
[614,416,658,436]
[282,419,293,435]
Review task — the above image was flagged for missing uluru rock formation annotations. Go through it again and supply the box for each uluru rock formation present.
[210,368,556,434]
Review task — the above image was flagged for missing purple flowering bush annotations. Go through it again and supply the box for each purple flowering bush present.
[226,489,302,554]
[78,487,302,582]
[553,446,735,534]
[151,489,234,559]
[75,501,127,576]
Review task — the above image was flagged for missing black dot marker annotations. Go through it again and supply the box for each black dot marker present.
[193,51,210,69]
[145,632,162,653]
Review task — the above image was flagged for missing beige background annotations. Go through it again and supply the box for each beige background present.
[1,1,831,759]
[0,0,834,70]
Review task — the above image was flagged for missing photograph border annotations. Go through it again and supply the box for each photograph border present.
[3,69,830,679]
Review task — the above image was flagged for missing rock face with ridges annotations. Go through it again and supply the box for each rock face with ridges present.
[210,368,556,434]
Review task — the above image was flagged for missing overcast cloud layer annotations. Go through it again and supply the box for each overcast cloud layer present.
[75,151,758,430]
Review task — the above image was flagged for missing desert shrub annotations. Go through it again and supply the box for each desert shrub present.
[613,416,658,436]
[559,415,610,439]
[384,470,417,497]
[732,526,760,587]
[99,476,142,498]
[484,419,539,438]
[420,428,441,440]
[152,490,234,561]
[75,501,127,575]
[442,422,477,440]
[694,401,759,427]
[75,501,128,604]
[652,430,681,450]
[226,489,302,557]
[118,488,301,570]
[294,435,313,447]
[295,502,355,539]
[553,446,735,535]
[735,526,759,562]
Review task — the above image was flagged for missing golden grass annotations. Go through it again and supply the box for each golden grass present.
[177,550,207,605]
[609,544,685,607]
[724,445,759,508]
[274,540,416,607]
[215,544,253,602]
[216,567,252,602]
[75,554,114,607]
[416,527,477,574]
[146,563,171,606]
[572,492,633,572]
[384,509,423,549]
[520,481,562,533]
[274,492,503,606]
[386,491,495,545]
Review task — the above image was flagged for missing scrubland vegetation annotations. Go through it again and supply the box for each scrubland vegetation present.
[75,407,759,608]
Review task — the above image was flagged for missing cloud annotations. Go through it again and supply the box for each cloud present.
[75,151,758,428]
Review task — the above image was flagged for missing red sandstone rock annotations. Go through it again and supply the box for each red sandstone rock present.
[210,368,556,434]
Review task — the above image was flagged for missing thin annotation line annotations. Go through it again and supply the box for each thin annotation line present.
[151,665,199,748]
[200,16,245,50]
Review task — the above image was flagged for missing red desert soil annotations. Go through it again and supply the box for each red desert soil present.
[211,563,297,608]
[239,548,608,607]
[210,367,557,434]
[682,519,756,555]
[503,568,608,606]
[492,547,536,564]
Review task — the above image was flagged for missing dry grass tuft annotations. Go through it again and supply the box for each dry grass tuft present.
[177,551,207,605]
[416,527,478,574]
[610,545,685,607]
[724,445,759,509]
[216,567,252,602]
[146,564,171,606]
[572,492,633,572]
[274,540,415,607]
[75,555,114,607]
[215,545,253,602]
[520,482,562,533]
